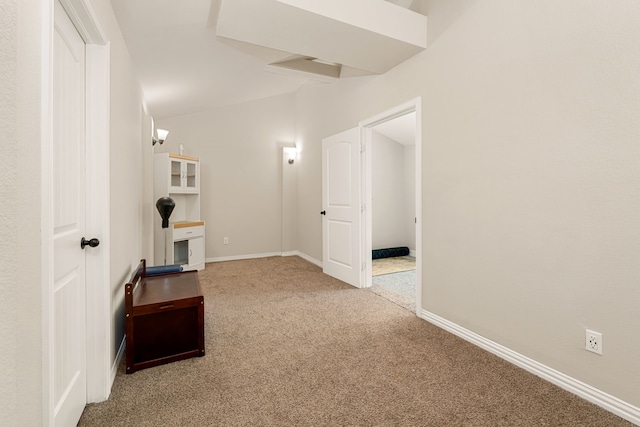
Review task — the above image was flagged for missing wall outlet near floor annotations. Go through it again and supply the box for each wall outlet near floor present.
[223,237,229,245]
[585,329,603,355]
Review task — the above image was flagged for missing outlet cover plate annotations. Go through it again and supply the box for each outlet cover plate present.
[585,329,603,355]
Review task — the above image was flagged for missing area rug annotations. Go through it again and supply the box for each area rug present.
[372,255,416,276]
[370,270,416,311]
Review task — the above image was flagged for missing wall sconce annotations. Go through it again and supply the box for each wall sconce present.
[284,146,297,164]
[152,128,169,146]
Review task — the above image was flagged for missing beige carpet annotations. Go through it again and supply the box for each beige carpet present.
[372,255,416,276]
[79,256,632,426]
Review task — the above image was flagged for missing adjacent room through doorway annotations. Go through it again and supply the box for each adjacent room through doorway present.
[368,111,417,311]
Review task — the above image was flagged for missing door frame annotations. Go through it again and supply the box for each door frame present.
[359,97,423,312]
[42,0,110,423]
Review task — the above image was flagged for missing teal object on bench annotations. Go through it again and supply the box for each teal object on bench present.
[146,264,183,276]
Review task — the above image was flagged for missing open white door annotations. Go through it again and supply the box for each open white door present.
[322,128,362,287]
[52,1,89,424]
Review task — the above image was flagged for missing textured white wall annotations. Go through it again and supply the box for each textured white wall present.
[90,0,152,365]
[295,77,383,262]
[0,3,20,425]
[420,0,640,406]
[3,2,162,423]
[371,131,409,249]
[141,112,154,262]
[1,1,45,425]
[282,148,298,253]
[157,94,296,259]
[403,144,416,251]
[295,0,640,410]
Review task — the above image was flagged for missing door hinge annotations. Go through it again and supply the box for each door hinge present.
[360,142,366,153]
[362,261,366,271]
[361,203,366,213]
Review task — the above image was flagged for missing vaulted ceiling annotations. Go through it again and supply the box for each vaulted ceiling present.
[110,0,427,119]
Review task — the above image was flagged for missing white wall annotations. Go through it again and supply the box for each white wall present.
[295,77,385,262]
[403,143,416,252]
[295,0,640,411]
[157,94,296,260]
[141,113,154,262]
[282,147,298,253]
[89,0,154,364]
[0,1,18,420]
[1,4,151,419]
[1,1,44,425]
[371,131,412,250]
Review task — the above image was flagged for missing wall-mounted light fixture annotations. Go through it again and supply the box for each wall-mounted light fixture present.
[284,146,297,164]
[152,128,169,146]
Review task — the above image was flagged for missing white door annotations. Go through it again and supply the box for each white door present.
[53,1,89,424]
[322,128,362,287]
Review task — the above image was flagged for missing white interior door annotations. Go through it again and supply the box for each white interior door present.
[322,128,362,287]
[53,1,88,424]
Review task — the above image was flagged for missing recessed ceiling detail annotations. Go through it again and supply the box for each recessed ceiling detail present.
[214,0,427,79]
[109,0,427,118]
[265,56,342,82]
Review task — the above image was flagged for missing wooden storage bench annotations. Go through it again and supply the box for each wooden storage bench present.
[125,259,205,374]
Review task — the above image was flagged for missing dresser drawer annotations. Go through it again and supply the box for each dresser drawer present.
[173,225,204,241]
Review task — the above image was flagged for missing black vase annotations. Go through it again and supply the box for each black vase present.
[155,197,175,229]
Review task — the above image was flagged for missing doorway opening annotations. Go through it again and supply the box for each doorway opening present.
[360,99,422,313]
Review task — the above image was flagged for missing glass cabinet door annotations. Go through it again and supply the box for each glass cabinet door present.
[167,158,199,193]
[185,161,197,190]
[170,160,182,189]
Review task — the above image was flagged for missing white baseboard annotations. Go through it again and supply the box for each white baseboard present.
[111,336,126,387]
[418,309,640,426]
[206,252,282,263]
[205,251,323,268]
[283,250,322,268]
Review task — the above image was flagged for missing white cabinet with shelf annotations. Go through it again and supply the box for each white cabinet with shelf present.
[154,153,205,271]
[165,222,205,271]
[157,153,200,194]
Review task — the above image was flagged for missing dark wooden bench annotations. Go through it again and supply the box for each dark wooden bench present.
[125,259,205,374]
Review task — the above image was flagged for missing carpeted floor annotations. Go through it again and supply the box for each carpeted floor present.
[79,256,632,426]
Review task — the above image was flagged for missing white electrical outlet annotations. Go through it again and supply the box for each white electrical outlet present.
[585,329,603,355]
[223,237,229,245]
